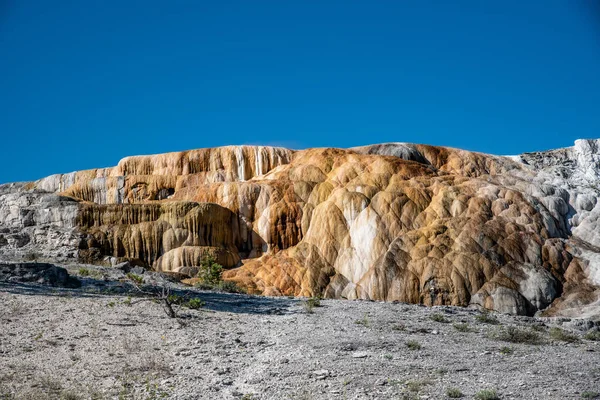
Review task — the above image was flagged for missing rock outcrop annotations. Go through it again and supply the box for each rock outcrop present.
[1,141,599,316]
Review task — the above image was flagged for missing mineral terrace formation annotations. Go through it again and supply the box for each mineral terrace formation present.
[1,141,599,316]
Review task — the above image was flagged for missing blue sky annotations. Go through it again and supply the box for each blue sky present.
[1,1,599,183]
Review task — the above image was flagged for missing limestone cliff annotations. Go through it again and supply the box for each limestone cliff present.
[1,141,599,316]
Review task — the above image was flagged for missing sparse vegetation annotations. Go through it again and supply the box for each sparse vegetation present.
[584,330,600,341]
[405,378,432,392]
[446,387,464,398]
[301,296,322,314]
[302,299,315,314]
[126,272,144,285]
[581,391,600,399]
[490,326,544,345]
[453,323,473,332]
[217,280,246,294]
[430,313,449,323]
[78,268,91,277]
[406,340,421,350]
[355,314,370,327]
[549,327,579,343]
[474,389,499,400]
[475,312,499,325]
[499,346,513,355]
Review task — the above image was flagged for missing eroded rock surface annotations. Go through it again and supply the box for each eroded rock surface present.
[1,141,599,316]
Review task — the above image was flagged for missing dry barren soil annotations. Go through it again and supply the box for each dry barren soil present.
[1,265,599,400]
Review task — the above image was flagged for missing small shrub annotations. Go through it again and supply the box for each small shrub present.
[549,327,579,343]
[122,296,132,306]
[196,255,223,286]
[475,312,499,325]
[126,273,143,285]
[430,313,449,323]
[584,331,600,341]
[446,387,464,398]
[406,340,421,350]
[306,296,321,308]
[107,301,116,308]
[475,389,499,400]
[184,298,205,310]
[490,326,544,345]
[302,300,315,314]
[78,268,91,277]
[581,391,600,399]
[392,323,406,331]
[499,346,513,355]
[453,323,473,332]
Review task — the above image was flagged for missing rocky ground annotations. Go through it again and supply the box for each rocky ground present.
[1,263,600,400]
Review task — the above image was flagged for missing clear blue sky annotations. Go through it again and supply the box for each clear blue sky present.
[1,1,599,183]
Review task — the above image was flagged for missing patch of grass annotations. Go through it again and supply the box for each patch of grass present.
[430,313,449,323]
[107,301,116,308]
[490,326,544,345]
[392,323,406,331]
[549,327,579,343]
[78,268,91,277]
[405,340,421,350]
[499,346,513,355]
[581,391,600,399]
[474,389,499,400]
[446,387,464,398]
[383,354,393,360]
[453,323,473,332]
[584,331,600,341]
[475,312,499,325]
[355,314,370,327]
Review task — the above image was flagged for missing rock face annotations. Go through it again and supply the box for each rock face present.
[1,141,599,316]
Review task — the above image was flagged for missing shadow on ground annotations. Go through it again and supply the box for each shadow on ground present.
[0,280,298,315]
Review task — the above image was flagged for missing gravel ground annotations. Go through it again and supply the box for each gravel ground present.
[1,267,599,400]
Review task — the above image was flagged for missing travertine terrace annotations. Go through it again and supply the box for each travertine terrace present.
[1,140,599,317]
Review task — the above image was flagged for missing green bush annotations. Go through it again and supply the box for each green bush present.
[584,331,600,341]
[184,298,205,310]
[196,255,223,285]
[78,268,91,277]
